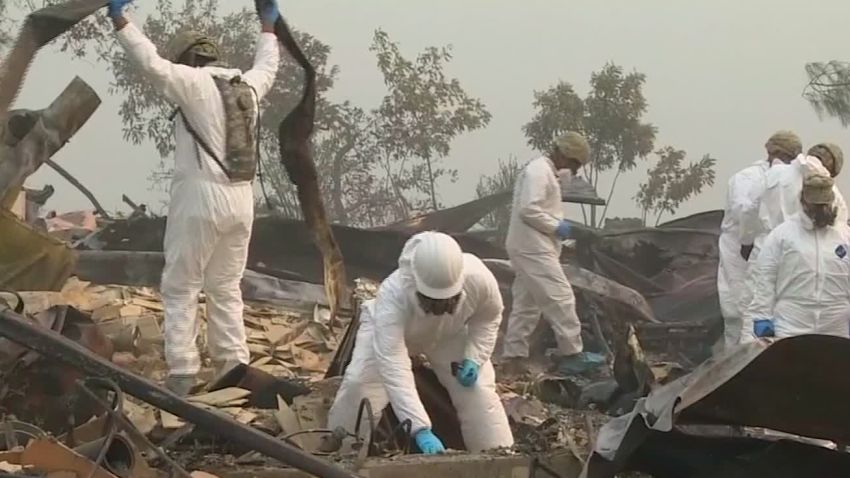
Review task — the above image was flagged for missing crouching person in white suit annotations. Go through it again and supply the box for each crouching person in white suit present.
[326,232,514,454]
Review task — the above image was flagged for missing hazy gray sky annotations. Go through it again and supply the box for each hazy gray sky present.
[13,0,850,223]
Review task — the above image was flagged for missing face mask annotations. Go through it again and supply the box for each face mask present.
[557,168,574,191]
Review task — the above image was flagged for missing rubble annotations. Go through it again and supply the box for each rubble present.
[0,200,733,478]
[8,279,343,384]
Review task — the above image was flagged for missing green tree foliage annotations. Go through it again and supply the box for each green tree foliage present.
[523,82,585,152]
[370,30,491,215]
[635,147,716,226]
[474,156,521,242]
[804,61,850,126]
[523,63,656,226]
[3,1,489,227]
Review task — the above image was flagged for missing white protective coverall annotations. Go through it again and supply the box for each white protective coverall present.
[117,22,280,376]
[761,155,849,234]
[502,156,582,358]
[735,159,788,319]
[326,235,514,452]
[742,213,850,342]
[717,161,773,348]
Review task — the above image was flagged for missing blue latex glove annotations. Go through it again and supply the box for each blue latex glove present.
[414,429,445,455]
[555,220,572,240]
[260,0,281,24]
[107,0,132,19]
[456,359,479,387]
[753,319,775,338]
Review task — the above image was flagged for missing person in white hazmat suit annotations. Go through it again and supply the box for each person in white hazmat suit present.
[106,0,281,395]
[717,130,803,348]
[501,132,605,375]
[760,143,847,235]
[741,173,850,343]
[326,232,514,454]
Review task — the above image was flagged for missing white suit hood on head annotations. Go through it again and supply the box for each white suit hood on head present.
[742,214,850,342]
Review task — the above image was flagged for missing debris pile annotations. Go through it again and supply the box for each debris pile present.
[0,277,363,477]
[0,270,615,477]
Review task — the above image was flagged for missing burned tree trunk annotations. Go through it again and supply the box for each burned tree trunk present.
[0,77,101,204]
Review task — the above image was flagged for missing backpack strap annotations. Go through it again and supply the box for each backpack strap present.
[177,109,231,178]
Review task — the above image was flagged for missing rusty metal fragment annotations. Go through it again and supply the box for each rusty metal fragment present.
[378,192,511,235]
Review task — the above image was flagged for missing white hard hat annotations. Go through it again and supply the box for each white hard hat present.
[411,232,465,300]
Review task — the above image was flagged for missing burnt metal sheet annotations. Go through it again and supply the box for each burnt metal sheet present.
[584,335,850,477]
[1,77,101,202]
[0,208,76,291]
[585,223,721,346]
[377,175,605,235]
[593,228,718,279]
[377,192,511,234]
[85,216,507,282]
[84,217,654,325]
[74,251,333,307]
[561,175,606,206]
[657,209,723,231]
